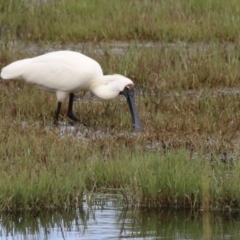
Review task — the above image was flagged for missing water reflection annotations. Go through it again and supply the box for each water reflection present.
[1,196,240,239]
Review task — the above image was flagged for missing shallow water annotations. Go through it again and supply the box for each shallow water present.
[1,39,238,57]
[1,195,240,240]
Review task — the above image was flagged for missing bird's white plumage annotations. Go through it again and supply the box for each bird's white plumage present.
[1,51,109,101]
[1,51,134,101]
[90,74,133,100]
[1,58,31,79]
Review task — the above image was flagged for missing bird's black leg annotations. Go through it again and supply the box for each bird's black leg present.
[67,93,80,122]
[54,102,62,125]
[67,93,88,126]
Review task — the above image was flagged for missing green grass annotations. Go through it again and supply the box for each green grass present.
[1,129,240,211]
[1,0,240,43]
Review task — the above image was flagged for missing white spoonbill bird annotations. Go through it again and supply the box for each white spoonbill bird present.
[0,50,142,130]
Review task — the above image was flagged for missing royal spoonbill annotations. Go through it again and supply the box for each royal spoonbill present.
[0,50,142,130]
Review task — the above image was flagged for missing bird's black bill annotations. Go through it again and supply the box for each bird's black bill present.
[120,86,142,131]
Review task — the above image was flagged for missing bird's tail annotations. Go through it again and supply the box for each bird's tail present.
[1,59,30,80]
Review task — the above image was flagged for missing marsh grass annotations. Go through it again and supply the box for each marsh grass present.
[2,42,240,210]
[1,130,240,211]
[1,0,240,43]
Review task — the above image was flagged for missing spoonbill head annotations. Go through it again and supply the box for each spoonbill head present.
[0,50,142,131]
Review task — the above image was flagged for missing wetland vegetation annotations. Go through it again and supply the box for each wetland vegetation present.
[1,0,240,212]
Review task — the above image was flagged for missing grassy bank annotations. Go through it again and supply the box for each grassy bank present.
[0,0,240,43]
[1,123,240,211]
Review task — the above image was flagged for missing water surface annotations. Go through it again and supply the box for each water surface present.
[1,195,240,240]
